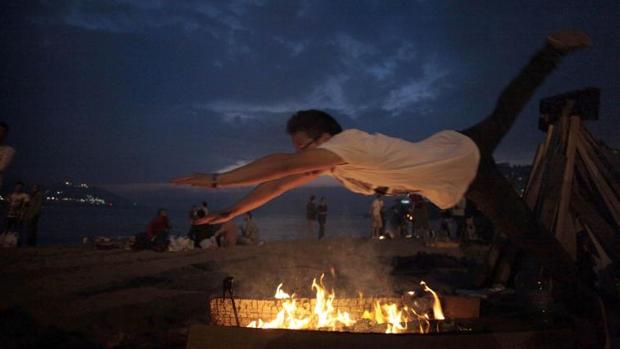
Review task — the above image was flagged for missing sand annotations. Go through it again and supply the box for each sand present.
[0,238,479,348]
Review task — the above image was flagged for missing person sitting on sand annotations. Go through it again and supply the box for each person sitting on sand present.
[237,211,261,245]
[213,221,237,247]
[146,208,171,251]
[188,209,216,247]
[172,30,592,306]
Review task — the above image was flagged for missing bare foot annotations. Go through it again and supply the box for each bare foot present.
[547,30,592,52]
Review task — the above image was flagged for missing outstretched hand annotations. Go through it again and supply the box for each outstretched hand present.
[193,211,234,225]
[171,173,212,187]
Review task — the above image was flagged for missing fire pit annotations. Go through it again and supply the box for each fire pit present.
[187,275,575,349]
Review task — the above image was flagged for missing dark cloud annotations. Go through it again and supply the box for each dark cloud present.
[2,0,618,187]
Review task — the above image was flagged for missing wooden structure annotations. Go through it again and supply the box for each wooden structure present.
[524,87,619,267]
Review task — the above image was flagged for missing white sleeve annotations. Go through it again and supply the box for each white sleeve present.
[318,130,377,167]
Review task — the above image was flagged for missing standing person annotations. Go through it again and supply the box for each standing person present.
[238,211,261,245]
[370,193,384,239]
[24,184,43,246]
[402,199,415,238]
[173,31,594,312]
[411,194,431,240]
[317,197,328,239]
[146,208,171,252]
[3,182,30,246]
[0,122,15,190]
[451,197,466,242]
[306,195,318,236]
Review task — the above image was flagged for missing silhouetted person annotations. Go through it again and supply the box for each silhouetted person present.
[317,197,328,239]
[370,193,384,239]
[238,211,260,245]
[146,208,171,251]
[4,181,30,246]
[306,195,317,236]
[25,184,43,246]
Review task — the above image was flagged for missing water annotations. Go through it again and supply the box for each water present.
[22,205,372,246]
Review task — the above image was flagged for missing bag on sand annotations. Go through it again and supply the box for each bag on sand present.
[168,236,195,252]
[0,232,19,248]
[199,237,217,249]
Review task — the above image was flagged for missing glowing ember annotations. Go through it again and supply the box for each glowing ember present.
[247,274,444,334]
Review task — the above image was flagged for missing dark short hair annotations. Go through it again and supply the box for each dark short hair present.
[286,110,342,139]
[0,122,8,131]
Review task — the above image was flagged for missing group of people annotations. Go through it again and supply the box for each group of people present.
[305,195,328,239]
[134,203,262,252]
[0,122,45,248]
[370,192,487,243]
[187,201,260,247]
[370,193,429,240]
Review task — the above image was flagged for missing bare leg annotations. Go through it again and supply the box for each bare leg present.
[462,30,591,156]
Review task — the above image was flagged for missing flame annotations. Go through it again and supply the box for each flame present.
[421,281,445,320]
[247,275,443,334]
[275,283,290,299]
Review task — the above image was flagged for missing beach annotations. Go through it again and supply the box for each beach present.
[0,237,477,348]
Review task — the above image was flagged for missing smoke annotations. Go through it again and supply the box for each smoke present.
[219,238,397,299]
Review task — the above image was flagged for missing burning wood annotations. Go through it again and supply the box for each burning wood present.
[243,274,445,334]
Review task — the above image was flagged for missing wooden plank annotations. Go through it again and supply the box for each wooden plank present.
[554,116,580,260]
[524,125,555,208]
[575,131,620,226]
[571,189,620,263]
[538,150,566,231]
[533,107,573,226]
[531,122,564,226]
[579,125,620,200]
[187,325,575,349]
[582,221,612,269]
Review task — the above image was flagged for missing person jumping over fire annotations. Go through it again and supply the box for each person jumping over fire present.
[173,30,592,307]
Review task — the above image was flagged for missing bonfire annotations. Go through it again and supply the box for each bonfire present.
[247,274,444,334]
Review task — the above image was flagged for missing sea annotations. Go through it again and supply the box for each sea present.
[8,185,446,246]
[30,205,372,246]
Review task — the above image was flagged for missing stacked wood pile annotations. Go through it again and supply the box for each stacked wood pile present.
[525,87,619,268]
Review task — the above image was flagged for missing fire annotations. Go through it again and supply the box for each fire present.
[274,283,290,299]
[247,275,444,334]
[421,281,445,320]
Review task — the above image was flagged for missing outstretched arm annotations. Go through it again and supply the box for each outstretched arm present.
[171,148,344,188]
[196,170,325,224]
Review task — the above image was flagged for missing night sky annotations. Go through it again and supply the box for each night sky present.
[2,1,619,199]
